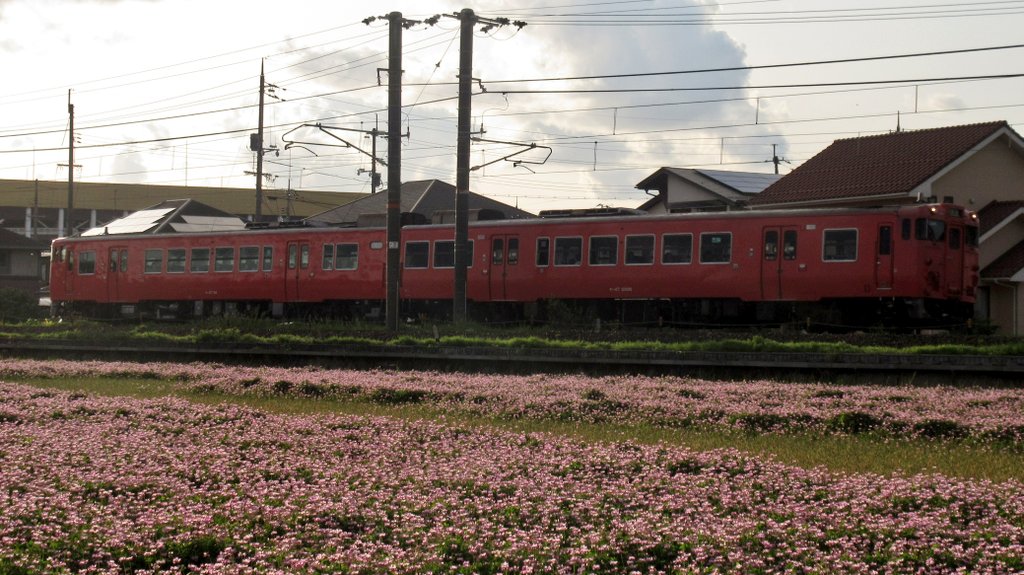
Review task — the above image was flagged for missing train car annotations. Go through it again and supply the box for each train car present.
[49,203,979,328]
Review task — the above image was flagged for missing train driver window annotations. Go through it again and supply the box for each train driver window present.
[536,237,550,267]
[763,231,778,261]
[783,230,798,260]
[662,234,693,264]
[554,237,582,266]
[78,251,96,275]
[699,233,732,264]
[191,248,210,273]
[625,235,654,265]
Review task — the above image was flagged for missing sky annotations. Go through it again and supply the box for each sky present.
[0,0,1022,216]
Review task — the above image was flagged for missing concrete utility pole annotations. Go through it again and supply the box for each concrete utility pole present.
[452,8,475,323]
[385,11,404,332]
[66,90,74,238]
[448,11,525,323]
[255,60,266,221]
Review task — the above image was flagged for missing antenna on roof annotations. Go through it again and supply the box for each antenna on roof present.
[766,144,790,175]
[895,111,902,133]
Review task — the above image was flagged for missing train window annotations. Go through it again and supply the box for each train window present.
[120,250,128,273]
[763,231,778,261]
[783,230,798,260]
[300,245,310,269]
[625,235,654,265]
[239,247,260,272]
[434,241,455,268]
[536,237,550,267]
[77,251,96,275]
[508,238,519,265]
[492,238,504,265]
[966,226,979,247]
[823,229,858,262]
[322,244,335,271]
[404,241,429,269]
[167,249,186,274]
[336,243,358,270]
[901,218,912,240]
[589,236,618,266]
[190,248,210,273]
[262,247,273,271]
[109,249,118,272]
[144,249,162,274]
[879,226,892,256]
[554,237,583,266]
[915,218,946,242]
[215,247,234,272]
[949,228,962,250]
[288,244,297,269]
[662,234,693,264]
[699,233,732,264]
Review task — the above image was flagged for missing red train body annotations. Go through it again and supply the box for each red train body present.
[49,203,979,327]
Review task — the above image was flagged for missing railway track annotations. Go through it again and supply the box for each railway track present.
[1,339,1021,378]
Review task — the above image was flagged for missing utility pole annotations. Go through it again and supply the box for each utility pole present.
[385,11,404,332]
[448,10,525,323]
[255,60,266,221]
[66,90,74,238]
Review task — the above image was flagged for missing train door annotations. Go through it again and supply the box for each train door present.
[488,235,518,300]
[760,226,799,300]
[286,241,310,300]
[946,224,964,295]
[106,247,129,302]
[875,224,894,290]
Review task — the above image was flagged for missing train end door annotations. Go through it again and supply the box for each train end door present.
[286,241,310,300]
[107,247,129,302]
[760,227,799,300]
[488,235,519,301]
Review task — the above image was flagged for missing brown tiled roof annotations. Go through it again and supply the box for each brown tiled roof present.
[982,239,1024,280]
[751,122,1011,206]
[977,200,1024,236]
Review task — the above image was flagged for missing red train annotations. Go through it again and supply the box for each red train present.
[49,203,979,328]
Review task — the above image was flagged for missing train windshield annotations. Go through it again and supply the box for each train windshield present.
[914,218,946,242]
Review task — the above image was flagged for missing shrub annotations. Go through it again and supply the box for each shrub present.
[828,411,883,434]
[913,419,967,439]
[0,288,44,323]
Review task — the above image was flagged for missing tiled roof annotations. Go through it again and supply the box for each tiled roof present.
[982,238,1024,280]
[751,122,1011,206]
[977,200,1024,236]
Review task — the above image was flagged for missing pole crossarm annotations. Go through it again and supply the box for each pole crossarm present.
[470,137,551,171]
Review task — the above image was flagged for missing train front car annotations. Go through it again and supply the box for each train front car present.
[894,203,979,326]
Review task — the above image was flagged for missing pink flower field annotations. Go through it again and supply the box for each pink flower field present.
[2,359,1023,445]
[1,374,1024,573]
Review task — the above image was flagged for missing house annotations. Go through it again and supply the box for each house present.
[635,168,781,213]
[306,179,534,225]
[749,121,1024,334]
[0,228,49,298]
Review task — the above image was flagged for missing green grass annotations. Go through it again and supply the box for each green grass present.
[10,376,1022,483]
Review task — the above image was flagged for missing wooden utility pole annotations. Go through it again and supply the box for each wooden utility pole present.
[385,11,404,332]
[255,60,266,220]
[453,8,475,323]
